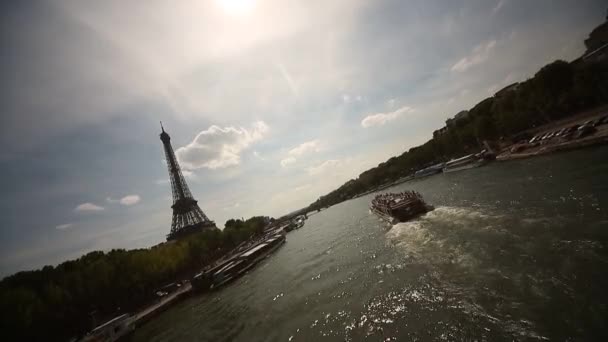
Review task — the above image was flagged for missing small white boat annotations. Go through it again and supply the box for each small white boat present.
[443,151,494,173]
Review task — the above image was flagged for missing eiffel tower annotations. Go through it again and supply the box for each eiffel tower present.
[159,123,217,241]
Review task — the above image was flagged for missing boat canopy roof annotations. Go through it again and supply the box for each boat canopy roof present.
[215,261,237,275]
[240,243,268,258]
[214,260,245,275]
[90,314,130,333]
[445,154,475,166]
[415,162,444,174]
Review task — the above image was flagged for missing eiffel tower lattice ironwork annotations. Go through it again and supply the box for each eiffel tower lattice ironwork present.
[159,122,216,241]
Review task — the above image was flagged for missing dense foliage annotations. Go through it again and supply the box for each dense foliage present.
[0,216,270,341]
[308,20,608,211]
[584,11,608,54]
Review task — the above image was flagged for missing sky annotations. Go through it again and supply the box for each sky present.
[0,0,606,276]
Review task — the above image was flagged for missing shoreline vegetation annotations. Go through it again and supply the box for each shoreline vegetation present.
[305,17,608,213]
[1,12,607,342]
[0,216,271,341]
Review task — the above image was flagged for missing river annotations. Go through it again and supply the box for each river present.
[133,146,608,341]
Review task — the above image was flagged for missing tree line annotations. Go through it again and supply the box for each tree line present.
[307,18,608,211]
[0,216,270,341]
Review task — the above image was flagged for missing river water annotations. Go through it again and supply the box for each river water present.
[133,146,608,341]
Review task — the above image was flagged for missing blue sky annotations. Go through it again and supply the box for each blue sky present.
[0,0,605,276]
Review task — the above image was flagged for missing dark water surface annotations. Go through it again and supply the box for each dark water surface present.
[133,146,608,341]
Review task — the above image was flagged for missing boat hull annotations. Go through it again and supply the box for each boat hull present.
[370,206,398,225]
[370,205,433,225]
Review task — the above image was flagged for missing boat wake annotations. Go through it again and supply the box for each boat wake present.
[380,206,552,340]
[385,206,507,267]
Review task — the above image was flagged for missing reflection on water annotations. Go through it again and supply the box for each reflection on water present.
[133,146,608,341]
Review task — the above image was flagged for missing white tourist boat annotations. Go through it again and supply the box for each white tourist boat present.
[443,151,494,173]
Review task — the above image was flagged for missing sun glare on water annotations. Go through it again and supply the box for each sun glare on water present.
[216,0,256,15]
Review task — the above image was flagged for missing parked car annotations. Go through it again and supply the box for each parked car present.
[554,128,567,137]
[560,125,578,139]
[579,119,599,128]
[529,135,540,144]
[574,123,596,139]
[540,131,558,144]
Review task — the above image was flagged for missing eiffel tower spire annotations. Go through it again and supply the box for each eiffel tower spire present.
[159,123,216,241]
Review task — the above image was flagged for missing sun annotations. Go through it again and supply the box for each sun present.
[215,0,256,16]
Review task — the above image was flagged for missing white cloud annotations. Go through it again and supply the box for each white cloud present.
[307,159,342,175]
[120,195,141,206]
[361,105,413,128]
[176,121,269,170]
[451,40,497,72]
[288,140,322,156]
[280,156,296,168]
[492,0,507,14]
[293,184,311,192]
[106,194,141,206]
[280,139,322,167]
[55,223,74,230]
[343,94,363,104]
[253,151,265,161]
[181,170,196,179]
[74,202,105,212]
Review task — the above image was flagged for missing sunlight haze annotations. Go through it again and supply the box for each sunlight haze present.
[0,0,605,276]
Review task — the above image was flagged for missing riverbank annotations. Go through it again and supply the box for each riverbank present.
[0,217,283,341]
[497,110,608,161]
[128,282,193,329]
[498,131,608,160]
[121,228,288,338]
[351,108,608,199]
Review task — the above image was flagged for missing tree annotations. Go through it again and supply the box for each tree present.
[474,115,498,141]
[0,217,271,341]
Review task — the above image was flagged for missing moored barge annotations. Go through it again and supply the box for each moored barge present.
[192,232,286,291]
